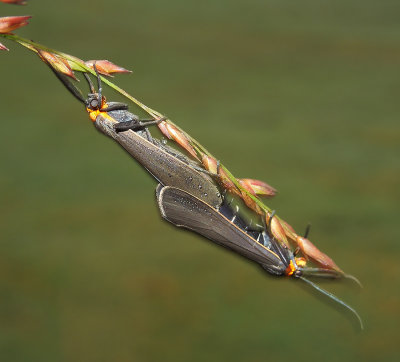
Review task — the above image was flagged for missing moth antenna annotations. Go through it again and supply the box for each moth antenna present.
[299,276,363,330]
[260,211,269,237]
[344,274,363,288]
[304,223,311,238]
[83,72,96,94]
[93,62,102,106]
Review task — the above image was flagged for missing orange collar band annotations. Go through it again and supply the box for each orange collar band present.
[285,260,296,277]
[87,108,100,122]
[87,107,117,124]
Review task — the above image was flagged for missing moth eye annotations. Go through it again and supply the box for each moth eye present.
[90,99,98,108]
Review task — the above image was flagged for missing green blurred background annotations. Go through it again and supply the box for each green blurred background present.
[1,0,399,361]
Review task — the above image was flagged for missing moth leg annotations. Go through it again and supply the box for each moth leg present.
[143,128,153,142]
[230,204,240,224]
[101,102,129,112]
[226,204,261,242]
[269,210,276,220]
[114,119,139,132]
[243,217,264,232]
[138,118,166,128]
[114,117,165,133]
[253,232,263,247]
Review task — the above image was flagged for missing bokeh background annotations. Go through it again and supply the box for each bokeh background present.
[1,0,399,361]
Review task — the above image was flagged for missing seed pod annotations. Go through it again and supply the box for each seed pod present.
[239,189,263,215]
[202,155,218,174]
[217,166,239,194]
[0,42,8,51]
[37,50,76,79]
[0,0,27,4]
[85,60,131,76]
[158,121,199,160]
[265,213,290,248]
[296,236,342,272]
[238,178,276,198]
[0,15,31,33]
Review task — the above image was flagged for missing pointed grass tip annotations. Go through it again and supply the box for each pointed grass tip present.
[238,178,277,198]
[158,121,199,160]
[0,15,31,34]
[0,0,27,4]
[201,155,218,174]
[344,274,363,288]
[37,50,76,80]
[85,60,131,76]
[0,41,9,51]
[295,236,342,272]
[266,213,290,248]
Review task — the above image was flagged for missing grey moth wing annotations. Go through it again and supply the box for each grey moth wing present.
[156,185,285,270]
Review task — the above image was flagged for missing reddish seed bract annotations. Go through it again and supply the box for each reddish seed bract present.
[0,15,31,33]
[0,41,9,50]
[85,60,131,76]
[0,0,27,5]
